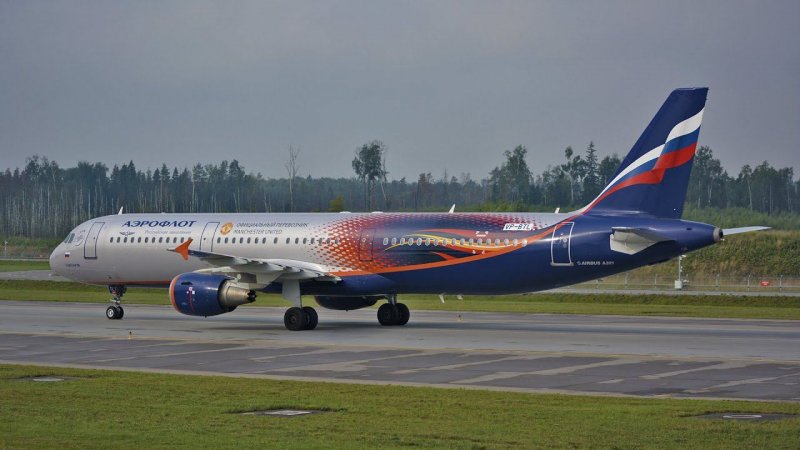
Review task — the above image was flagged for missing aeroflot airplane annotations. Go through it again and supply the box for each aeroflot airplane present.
[50,88,766,330]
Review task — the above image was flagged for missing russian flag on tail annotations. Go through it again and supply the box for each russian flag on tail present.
[581,87,708,219]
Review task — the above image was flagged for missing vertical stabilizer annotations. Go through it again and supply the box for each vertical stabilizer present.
[582,88,708,218]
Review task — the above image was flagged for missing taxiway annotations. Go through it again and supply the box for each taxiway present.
[0,300,798,402]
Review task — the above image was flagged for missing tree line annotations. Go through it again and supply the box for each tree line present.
[1,142,797,238]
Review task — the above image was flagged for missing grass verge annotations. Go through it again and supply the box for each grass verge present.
[1,279,799,320]
[1,364,799,449]
[0,259,50,272]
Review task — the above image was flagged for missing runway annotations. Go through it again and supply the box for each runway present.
[0,300,798,402]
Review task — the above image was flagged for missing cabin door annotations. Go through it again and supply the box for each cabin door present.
[200,222,220,251]
[84,222,105,259]
[550,222,574,266]
[359,228,375,261]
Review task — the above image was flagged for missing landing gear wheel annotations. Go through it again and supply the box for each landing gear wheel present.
[302,306,318,330]
[106,284,127,320]
[106,305,123,320]
[377,303,399,326]
[396,303,410,326]
[284,307,307,331]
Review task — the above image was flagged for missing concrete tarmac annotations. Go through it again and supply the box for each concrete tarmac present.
[0,300,798,402]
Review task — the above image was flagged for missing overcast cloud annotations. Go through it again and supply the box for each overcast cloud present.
[1,1,798,180]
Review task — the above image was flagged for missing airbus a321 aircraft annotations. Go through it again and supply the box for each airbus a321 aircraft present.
[50,87,766,330]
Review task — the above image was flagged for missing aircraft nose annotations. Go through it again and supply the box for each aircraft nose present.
[49,245,63,276]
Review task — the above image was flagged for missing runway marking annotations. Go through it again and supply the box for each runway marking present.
[452,358,640,384]
[641,361,750,380]
[687,371,800,393]
[267,351,441,373]
[390,355,545,375]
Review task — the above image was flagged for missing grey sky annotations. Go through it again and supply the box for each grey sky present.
[1,1,798,180]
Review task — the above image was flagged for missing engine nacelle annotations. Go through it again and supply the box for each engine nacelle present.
[170,273,256,317]
[314,295,382,311]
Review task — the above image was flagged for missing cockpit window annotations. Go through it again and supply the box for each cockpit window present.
[63,233,75,244]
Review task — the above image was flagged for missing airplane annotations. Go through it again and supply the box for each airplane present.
[49,87,767,331]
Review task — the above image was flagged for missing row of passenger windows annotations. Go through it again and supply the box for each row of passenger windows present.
[383,237,527,247]
[108,235,528,248]
[111,236,186,244]
[216,236,340,245]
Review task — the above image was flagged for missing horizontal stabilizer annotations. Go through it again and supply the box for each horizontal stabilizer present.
[723,226,770,236]
[610,227,672,255]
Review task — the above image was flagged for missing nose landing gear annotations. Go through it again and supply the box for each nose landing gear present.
[105,284,126,320]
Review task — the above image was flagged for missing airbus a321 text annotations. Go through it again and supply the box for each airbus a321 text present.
[50,88,767,330]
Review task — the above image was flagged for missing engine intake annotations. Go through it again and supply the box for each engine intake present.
[170,273,256,317]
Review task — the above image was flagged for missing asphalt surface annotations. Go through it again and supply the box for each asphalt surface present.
[0,300,798,402]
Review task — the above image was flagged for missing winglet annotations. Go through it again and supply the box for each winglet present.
[169,238,193,261]
[448,204,456,214]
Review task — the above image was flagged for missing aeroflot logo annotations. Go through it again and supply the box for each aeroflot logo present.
[123,220,197,228]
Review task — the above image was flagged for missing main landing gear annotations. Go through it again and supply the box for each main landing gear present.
[284,306,318,331]
[378,295,410,326]
[105,284,126,320]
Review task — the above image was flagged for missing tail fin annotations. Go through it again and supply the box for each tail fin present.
[582,87,708,218]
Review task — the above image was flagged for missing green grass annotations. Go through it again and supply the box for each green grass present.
[1,364,798,449]
[2,280,799,320]
[0,259,50,272]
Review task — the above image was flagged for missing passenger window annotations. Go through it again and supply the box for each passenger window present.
[303,238,307,244]
[310,237,315,244]
[274,237,278,244]
[522,239,528,246]
[468,239,474,245]
[391,238,397,245]
[504,239,509,246]
[216,237,220,243]
[416,238,423,246]
[294,238,299,244]
[477,238,483,245]
[247,237,251,244]
[286,238,290,244]
[116,237,120,243]
[122,237,127,243]
[109,237,113,243]
[513,239,519,246]
[181,237,185,243]
[495,239,500,246]
[224,237,229,243]
[383,237,389,245]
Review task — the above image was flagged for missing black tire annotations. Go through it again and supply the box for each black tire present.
[377,303,398,326]
[106,305,119,320]
[302,306,318,330]
[396,303,410,326]
[117,306,124,320]
[284,307,307,331]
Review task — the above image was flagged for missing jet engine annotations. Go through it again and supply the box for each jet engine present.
[170,273,256,317]
[314,295,382,311]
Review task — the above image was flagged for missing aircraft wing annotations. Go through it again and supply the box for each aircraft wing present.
[609,227,673,255]
[168,239,342,288]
